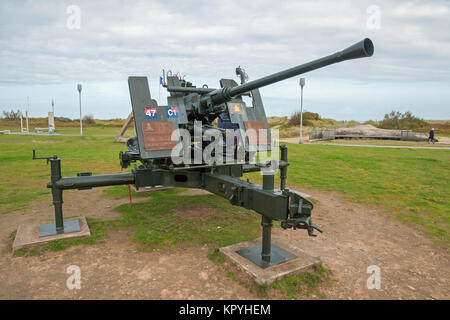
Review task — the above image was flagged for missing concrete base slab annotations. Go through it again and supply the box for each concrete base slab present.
[220,236,321,285]
[13,217,91,252]
[292,189,311,199]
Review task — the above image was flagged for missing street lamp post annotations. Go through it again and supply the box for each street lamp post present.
[299,78,305,144]
[77,84,83,136]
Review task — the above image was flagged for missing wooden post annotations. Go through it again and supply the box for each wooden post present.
[115,112,135,143]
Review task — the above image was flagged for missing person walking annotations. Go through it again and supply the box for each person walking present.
[428,128,435,144]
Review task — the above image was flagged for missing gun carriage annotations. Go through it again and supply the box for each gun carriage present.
[34,38,374,268]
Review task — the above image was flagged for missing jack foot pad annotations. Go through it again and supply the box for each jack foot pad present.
[236,244,296,269]
[39,219,81,237]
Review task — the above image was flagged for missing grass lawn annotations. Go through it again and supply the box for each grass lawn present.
[2,126,447,298]
[435,132,450,138]
[0,126,133,214]
[1,126,449,246]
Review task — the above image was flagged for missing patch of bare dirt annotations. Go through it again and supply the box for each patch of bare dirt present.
[0,231,252,299]
[437,136,450,144]
[178,189,211,196]
[280,137,307,143]
[0,186,448,299]
[275,187,449,299]
[173,206,221,219]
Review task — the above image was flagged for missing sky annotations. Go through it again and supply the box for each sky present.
[0,0,449,121]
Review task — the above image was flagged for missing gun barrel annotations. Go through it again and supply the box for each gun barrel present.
[207,38,374,105]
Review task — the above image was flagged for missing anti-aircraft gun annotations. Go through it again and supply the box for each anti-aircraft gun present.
[33,38,374,268]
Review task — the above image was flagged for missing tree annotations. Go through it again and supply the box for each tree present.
[2,109,21,120]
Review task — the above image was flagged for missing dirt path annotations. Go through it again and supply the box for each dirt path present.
[280,136,450,149]
[0,187,448,299]
[305,143,450,150]
[0,231,252,299]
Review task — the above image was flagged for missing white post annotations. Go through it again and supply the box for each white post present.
[25,111,29,133]
[77,84,83,136]
[20,111,23,132]
[26,96,30,133]
[48,111,55,132]
[299,78,305,144]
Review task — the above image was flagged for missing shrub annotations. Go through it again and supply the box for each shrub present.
[82,114,95,124]
[364,120,379,126]
[55,116,73,122]
[378,111,426,130]
[288,111,320,126]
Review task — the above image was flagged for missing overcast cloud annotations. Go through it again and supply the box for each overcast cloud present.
[0,0,449,121]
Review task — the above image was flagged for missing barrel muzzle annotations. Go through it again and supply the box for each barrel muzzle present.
[336,38,374,61]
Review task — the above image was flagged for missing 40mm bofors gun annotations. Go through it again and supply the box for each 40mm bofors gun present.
[34,38,374,268]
